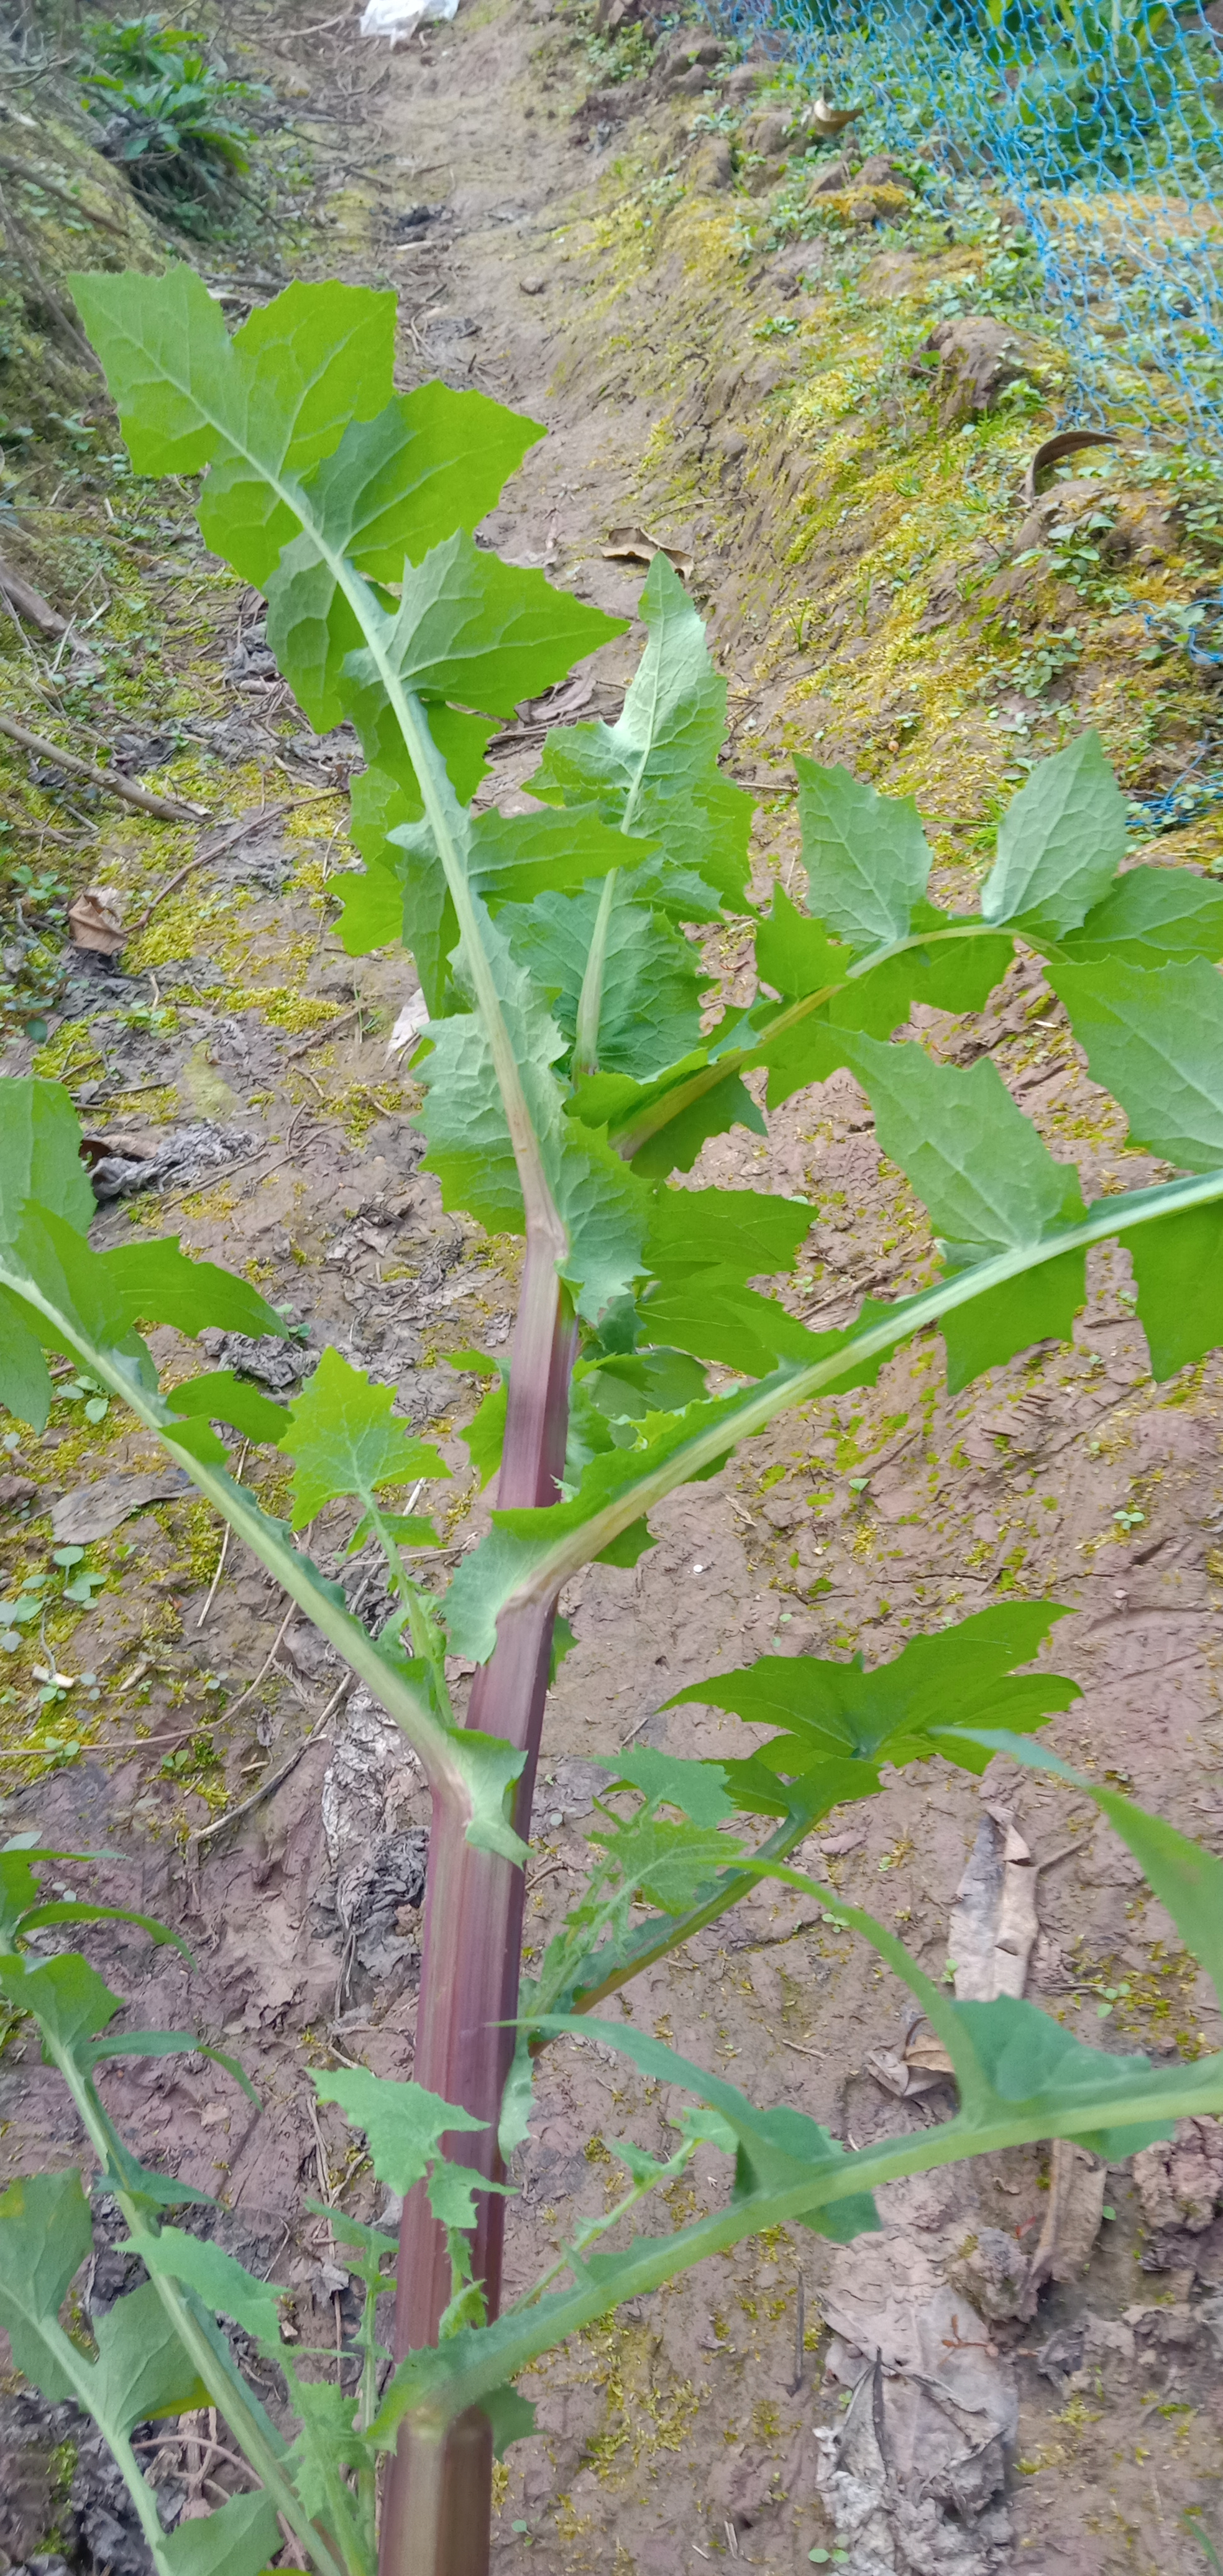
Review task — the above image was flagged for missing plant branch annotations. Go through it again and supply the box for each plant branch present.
[373,2047,1223,2445]
[566,1801,826,2017]
[502,2138,697,2316]
[0,1269,464,1800]
[492,1163,1223,1622]
[380,1238,577,2575]
[44,2040,347,2576]
[610,918,1011,1159]
[27,2311,180,2576]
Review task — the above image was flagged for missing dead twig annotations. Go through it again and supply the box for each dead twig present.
[786,2273,806,2396]
[188,1670,353,1860]
[126,818,286,935]
[307,2086,335,2201]
[1025,2133,1076,2297]
[286,1002,363,1057]
[4,816,93,844]
[1033,1834,1091,1873]
[204,1603,296,1732]
[284,1103,317,1154]
[618,1707,656,1749]
[196,1443,247,1628]
[765,2028,825,2061]
[126,788,342,935]
[526,1857,584,1892]
[90,1726,219,1757]
[0,150,128,236]
[0,175,103,374]
[0,712,209,823]
[0,552,68,636]
[133,2432,255,2480]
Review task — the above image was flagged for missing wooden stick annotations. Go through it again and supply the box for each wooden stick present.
[127,811,290,934]
[786,2273,806,2396]
[128,788,347,932]
[209,1603,297,1729]
[766,2028,825,2060]
[0,553,67,635]
[0,150,127,236]
[0,712,209,823]
[286,1001,362,1057]
[188,1670,352,1858]
[196,1443,247,1629]
[307,2087,335,2201]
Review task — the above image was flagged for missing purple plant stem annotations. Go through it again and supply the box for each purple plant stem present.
[377,1239,577,2576]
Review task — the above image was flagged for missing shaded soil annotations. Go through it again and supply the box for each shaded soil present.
[2,3,1223,2572]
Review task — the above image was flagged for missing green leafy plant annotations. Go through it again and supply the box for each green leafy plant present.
[81,16,266,229]
[1,861,72,1038]
[990,0,1199,181]
[4,266,1223,2574]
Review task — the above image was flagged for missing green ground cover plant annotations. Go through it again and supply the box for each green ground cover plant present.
[81,16,267,230]
[3,268,1223,2576]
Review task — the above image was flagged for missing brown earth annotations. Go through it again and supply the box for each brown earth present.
[2,2,1223,2572]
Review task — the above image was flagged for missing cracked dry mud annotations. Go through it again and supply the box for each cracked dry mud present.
[2,2,1223,2571]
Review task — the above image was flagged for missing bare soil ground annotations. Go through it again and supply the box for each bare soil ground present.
[2,3,1223,2571]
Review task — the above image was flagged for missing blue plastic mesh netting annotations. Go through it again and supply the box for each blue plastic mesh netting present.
[726,0,1223,453]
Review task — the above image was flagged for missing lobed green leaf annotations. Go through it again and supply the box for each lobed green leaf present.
[1050,955,1223,1171]
[314,2065,485,2196]
[127,2229,283,2345]
[91,2278,212,2432]
[1054,864,1223,968]
[0,1076,94,1241]
[528,551,753,914]
[794,760,932,952]
[591,1747,735,1826]
[416,899,648,1322]
[0,2169,93,2399]
[668,1603,1076,1788]
[981,731,1126,938]
[160,2490,282,2576]
[274,1344,448,1528]
[845,1037,1086,1389]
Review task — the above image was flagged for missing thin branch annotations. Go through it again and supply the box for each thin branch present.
[493,1166,1223,1627]
[211,1601,296,1727]
[0,712,209,822]
[0,149,129,236]
[766,2029,825,2061]
[127,789,341,934]
[0,552,68,635]
[188,1670,353,1859]
[287,1002,362,1057]
[196,1443,247,1627]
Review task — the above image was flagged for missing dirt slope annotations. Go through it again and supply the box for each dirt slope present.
[2,3,1223,2572]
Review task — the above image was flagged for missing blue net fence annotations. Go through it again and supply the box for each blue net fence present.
[727,0,1223,457]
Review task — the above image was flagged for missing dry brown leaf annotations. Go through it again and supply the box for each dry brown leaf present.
[68,885,127,955]
[602,523,695,581]
[904,2017,955,2077]
[950,1809,1038,2002]
[1027,2137,1107,2297]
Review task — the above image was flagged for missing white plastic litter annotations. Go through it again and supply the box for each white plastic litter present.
[386,990,429,1057]
[359,0,456,40]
